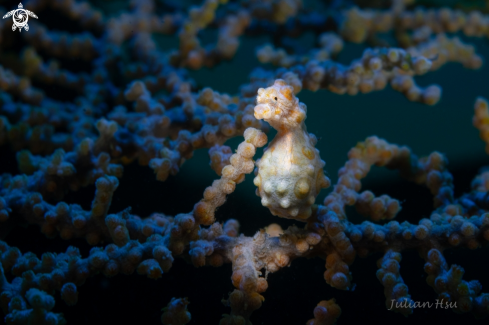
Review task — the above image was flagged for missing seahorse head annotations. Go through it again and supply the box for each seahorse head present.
[255,79,305,131]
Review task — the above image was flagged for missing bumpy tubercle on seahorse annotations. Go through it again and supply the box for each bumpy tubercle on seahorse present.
[253,79,331,221]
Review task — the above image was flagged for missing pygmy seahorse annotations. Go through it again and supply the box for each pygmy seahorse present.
[253,79,330,221]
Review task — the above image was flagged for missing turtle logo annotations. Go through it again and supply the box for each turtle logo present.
[2,3,38,32]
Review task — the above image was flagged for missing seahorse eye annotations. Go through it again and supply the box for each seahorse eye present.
[274,97,277,101]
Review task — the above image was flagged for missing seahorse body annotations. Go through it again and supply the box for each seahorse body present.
[253,79,330,221]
